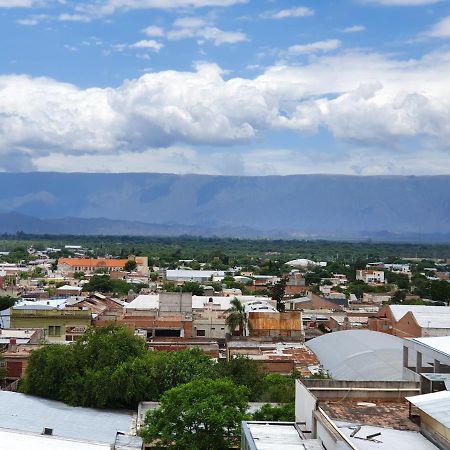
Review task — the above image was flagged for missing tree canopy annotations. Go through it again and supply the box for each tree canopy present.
[140,378,248,450]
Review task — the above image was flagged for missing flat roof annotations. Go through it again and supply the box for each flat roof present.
[406,391,450,428]
[335,421,439,450]
[244,422,322,450]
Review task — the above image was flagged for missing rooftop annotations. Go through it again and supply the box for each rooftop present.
[335,421,439,450]
[0,392,138,446]
[58,258,128,268]
[321,401,418,431]
[406,390,450,428]
[242,422,322,450]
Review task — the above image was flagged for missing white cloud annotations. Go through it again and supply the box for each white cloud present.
[342,25,366,33]
[287,39,341,55]
[76,0,247,16]
[142,25,165,37]
[58,13,92,22]
[130,39,164,52]
[16,14,49,25]
[0,0,39,7]
[361,0,439,5]
[167,17,247,45]
[261,7,314,19]
[2,50,450,172]
[424,15,450,38]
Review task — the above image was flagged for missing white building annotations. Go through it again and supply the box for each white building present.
[356,269,385,284]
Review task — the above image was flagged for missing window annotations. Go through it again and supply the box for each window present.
[196,329,206,337]
[48,325,61,337]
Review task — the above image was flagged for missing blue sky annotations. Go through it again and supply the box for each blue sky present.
[1,0,450,175]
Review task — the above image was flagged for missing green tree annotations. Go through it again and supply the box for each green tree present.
[271,276,287,312]
[252,403,295,421]
[225,297,247,336]
[140,378,248,450]
[430,280,450,303]
[124,260,137,272]
[217,356,264,401]
[181,281,204,295]
[0,296,16,311]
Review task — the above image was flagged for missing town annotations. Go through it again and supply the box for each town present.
[0,237,449,449]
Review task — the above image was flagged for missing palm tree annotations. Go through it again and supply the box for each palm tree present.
[225,297,247,336]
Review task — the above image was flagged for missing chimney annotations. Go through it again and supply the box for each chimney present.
[9,337,17,352]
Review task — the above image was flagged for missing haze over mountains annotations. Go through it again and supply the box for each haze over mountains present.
[0,173,449,241]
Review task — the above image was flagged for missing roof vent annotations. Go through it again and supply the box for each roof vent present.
[42,428,53,436]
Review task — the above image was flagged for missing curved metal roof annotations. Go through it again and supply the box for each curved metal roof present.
[306,330,404,381]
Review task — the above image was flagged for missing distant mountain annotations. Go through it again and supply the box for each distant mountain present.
[0,173,449,241]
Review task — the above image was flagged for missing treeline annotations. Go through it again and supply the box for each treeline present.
[1,234,450,264]
[22,326,299,411]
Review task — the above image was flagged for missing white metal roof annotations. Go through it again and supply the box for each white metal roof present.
[125,294,159,310]
[389,305,450,325]
[306,330,404,381]
[0,392,137,445]
[409,336,450,357]
[406,391,450,428]
[0,429,110,450]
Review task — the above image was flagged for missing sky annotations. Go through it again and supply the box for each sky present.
[1,0,450,175]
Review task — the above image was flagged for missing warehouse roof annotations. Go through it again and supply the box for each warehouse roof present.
[306,330,404,381]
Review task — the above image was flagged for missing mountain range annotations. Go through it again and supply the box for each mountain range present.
[0,173,449,241]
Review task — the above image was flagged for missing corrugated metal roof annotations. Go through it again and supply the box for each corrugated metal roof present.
[409,336,450,357]
[389,305,450,324]
[306,330,404,381]
[0,392,137,445]
[406,391,450,428]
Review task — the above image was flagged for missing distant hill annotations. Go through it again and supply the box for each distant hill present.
[0,173,449,241]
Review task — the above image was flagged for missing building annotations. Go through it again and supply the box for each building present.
[369,304,450,338]
[248,311,303,339]
[10,301,92,342]
[356,269,385,284]
[406,391,450,449]
[57,258,129,275]
[0,391,141,449]
[295,379,439,450]
[227,340,320,376]
[56,285,83,296]
[165,269,225,283]
[402,335,450,384]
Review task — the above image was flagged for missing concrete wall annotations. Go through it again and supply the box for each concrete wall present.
[301,379,420,401]
[159,292,192,314]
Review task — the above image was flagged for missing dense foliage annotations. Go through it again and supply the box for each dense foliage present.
[81,275,147,296]
[140,378,248,450]
[22,326,298,409]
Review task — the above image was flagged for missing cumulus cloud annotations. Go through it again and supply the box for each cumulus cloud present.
[2,50,450,171]
[261,7,314,19]
[287,39,341,55]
